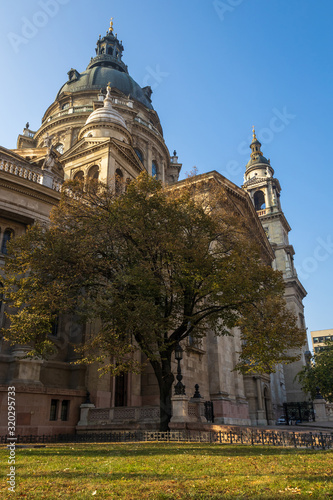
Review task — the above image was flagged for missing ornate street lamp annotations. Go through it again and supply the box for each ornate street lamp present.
[174,343,186,395]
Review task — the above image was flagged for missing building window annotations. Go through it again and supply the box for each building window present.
[134,148,144,163]
[61,400,70,421]
[115,168,124,195]
[1,229,14,255]
[313,337,319,343]
[50,399,59,421]
[107,46,113,55]
[88,165,99,181]
[62,103,69,110]
[115,373,128,407]
[254,190,266,211]
[55,143,64,154]
[152,161,158,178]
[73,171,84,181]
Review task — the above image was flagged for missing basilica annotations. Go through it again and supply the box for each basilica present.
[0,21,309,435]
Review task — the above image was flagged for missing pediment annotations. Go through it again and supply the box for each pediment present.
[111,139,145,173]
[61,137,111,161]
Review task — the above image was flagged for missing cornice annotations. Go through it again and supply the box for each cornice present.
[34,114,90,142]
[112,140,145,173]
[284,276,307,300]
[61,139,113,162]
[259,211,291,233]
[0,175,60,206]
[170,171,275,263]
[132,121,169,158]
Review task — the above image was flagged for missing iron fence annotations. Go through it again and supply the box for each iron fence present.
[1,429,332,449]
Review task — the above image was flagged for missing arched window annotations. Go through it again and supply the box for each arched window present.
[55,143,64,154]
[152,161,158,178]
[51,315,59,336]
[1,229,14,255]
[88,165,99,181]
[134,148,144,163]
[73,171,84,181]
[254,190,266,211]
[115,168,123,195]
[107,46,113,55]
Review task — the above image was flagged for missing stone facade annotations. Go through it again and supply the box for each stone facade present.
[242,129,310,416]
[0,24,309,435]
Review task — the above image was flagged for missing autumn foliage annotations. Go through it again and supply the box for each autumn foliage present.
[1,173,306,429]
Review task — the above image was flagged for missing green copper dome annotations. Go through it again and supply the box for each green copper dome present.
[56,25,153,110]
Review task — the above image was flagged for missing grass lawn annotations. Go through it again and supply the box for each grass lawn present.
[0,442,332,499]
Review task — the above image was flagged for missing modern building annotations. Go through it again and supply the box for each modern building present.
[311,329,333,353]
[0,21,309,435]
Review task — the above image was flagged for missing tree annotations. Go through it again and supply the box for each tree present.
[297,340,333,402]
[1,173,306,430]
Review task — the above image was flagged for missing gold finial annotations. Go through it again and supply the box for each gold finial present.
[252,125,257,141]
[109,17,114,33]
[107,82,111,92]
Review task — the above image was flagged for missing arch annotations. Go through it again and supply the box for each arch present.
[1,228,14,255]
[134,148,144,163]
[115,168,124,195]
[152,161,158,178]
[73,170,84,181]
[88,165,99,181]
[107,46,113,56]
[253,190,266,211]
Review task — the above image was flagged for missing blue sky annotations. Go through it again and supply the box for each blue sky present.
[0,0,332,345]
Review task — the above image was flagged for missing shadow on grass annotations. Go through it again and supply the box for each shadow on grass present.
[10,470,333,484]
[2,443,330,459]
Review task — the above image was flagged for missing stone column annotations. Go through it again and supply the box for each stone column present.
[313,398,327,422]
[255,377,266,425]
[77,403,95,426]
[189,398,207,423]
[169,395,191,427]
[40,171,54,189]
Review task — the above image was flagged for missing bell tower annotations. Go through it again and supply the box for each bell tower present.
[243,128,294,279]
[243,128,309,405]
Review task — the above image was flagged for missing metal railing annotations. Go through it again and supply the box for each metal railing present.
[1,429,332,449]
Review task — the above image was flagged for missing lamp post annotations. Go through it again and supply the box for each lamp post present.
[174,343,186,395]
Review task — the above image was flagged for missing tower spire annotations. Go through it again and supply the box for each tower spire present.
[109,17,114,34]
[250,126,263,159]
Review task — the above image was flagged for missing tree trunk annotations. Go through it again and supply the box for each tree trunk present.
[149,354,174,431]
[158,375,174,431]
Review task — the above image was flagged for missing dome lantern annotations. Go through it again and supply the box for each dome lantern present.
[89,19,127,74]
